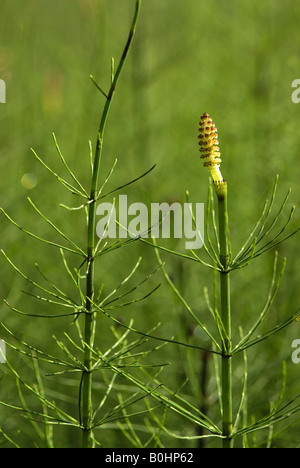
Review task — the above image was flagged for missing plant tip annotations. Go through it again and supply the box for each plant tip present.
[198,113,224,184]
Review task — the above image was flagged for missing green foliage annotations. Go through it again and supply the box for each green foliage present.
[0,0,299,448]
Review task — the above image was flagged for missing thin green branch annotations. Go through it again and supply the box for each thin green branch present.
[31,148,87,198]
[52,132,89,197]
[154,240,222,351]
[233,252,286,353]
[92,301,221,355]
[0,209,84,256]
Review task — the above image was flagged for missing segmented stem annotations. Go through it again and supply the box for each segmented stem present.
[81,0,141,448]
[217,181,233,448]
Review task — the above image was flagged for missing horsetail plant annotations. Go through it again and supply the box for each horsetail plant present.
[0,0,172,449]
[199,113,232,446]
[151,112,300,447]
[81,0,142,448]
[0,0,300,449]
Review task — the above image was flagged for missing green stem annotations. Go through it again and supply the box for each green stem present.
[81,0,141,448]
[216,181,233,448]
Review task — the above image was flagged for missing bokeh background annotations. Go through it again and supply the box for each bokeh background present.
[0,0,299,448]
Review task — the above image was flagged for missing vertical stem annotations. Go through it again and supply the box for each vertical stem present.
[81,0,141,448]
[82,184,97,448]
[216,181,233,448]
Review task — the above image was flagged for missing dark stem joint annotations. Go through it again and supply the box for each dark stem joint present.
[86,253,94,263]
[220,255,230,272]
[97,132,103,148]
[222,352,233,358]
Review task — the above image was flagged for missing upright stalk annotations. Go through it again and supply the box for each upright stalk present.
[198,112,233,448]
[217,181,233,448]
[81,0,141,448]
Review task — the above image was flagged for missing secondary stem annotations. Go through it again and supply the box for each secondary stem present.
[81,0,141,448]
[216,181,233,448]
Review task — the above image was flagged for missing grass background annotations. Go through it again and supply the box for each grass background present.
[0,0,299,448]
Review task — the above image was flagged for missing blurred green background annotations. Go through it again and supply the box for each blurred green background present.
[0,0,299,448]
